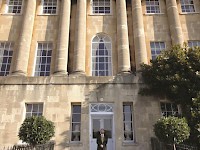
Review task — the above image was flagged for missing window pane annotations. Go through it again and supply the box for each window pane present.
[93,119,101,138]
[26,104,32,112]
[43,0,57,14]
[92,34,112,76]
[123,113,132,121]
[180,0,195,12]
[188,41,200,48]
[104,119,112,138]
[123,103,134,141]
[35,43,52,76]
[123,105,131,112]
[160,102,179,117]
[92,0,111,14]
[8,0,22,14]
[73,105,81,113]
[146,0,160,13]
[150,42,165,60]
[0,42,13,76]
[26,104,43,118]
[72,114,81,122]
[71,104,81,141]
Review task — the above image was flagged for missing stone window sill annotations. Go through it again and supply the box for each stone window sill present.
[0,13,22,16]
[66,141,83,147]
[88,14,113,16]
[37,14,58,16]
[180,12,200,15]
[144,13,165,16]
[122,141,139,146]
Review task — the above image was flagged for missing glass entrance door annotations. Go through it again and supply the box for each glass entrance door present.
[90,115,114,150]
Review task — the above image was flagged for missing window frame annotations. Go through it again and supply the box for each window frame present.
[41,0,58,15]
[188,40,200,48]
[145,0,161,14]
[0,41,14,76]
[160,102,181,117]
[6,0,23,15]
[91,33,113,76]
[33,42,53,77]
[150,41,166,60]
[180,0,196,13]
[70,104,82,142]
[90,0,112,15]
[25,103,44,118]
[123,102,135,143]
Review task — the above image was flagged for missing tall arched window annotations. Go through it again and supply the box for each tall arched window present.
[92,34,112,76]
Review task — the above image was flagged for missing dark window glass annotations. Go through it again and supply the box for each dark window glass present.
[123,103,134,141]
[71,105,81,141]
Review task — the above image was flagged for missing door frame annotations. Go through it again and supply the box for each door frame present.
[89,103,115,150]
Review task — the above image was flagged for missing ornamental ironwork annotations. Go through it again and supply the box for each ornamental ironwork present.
[90,103,113,112]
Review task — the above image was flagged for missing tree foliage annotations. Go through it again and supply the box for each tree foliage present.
[140,45,200,147]
[18,116,55,146]
[154,117,190,144]
[141,45,200,105]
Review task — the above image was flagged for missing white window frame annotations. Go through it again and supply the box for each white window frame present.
[6,0,23,14]
[91,33,113,76]
[25,103,44,118]
[160,102,181,117]
[150,41,166,60]
[188,40,200,48]
[180,0,195,13]
[41,0,58,15]
[146,0,161,14]
[90,0,112,15]
[34,42,52,76]
[0,41,14,76]
[123,102,135,142]
[71,104,81,142]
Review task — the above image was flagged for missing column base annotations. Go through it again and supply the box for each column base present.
[70,71,86,77]
[10,71,26,76]
[117,71,132,76]
[53,71,68,76]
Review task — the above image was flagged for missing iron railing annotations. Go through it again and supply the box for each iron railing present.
[0,141,55,150]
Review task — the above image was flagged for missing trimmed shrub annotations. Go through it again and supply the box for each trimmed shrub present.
[18,116,55,146]
[154,116,190,144]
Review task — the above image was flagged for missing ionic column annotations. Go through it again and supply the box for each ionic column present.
[73,0,86,75]
[132,0,148,71]
[166,0,184,45]
[116,0,131,73]
[11,0,36,76]
[54,0,71,75]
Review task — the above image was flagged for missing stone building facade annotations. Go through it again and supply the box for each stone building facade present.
[0,0,200,150]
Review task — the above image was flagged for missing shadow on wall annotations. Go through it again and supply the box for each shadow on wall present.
[57,116,70,149]
[68,0,77,74]
[7,14,23,73]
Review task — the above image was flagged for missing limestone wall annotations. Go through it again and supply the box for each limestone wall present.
[0,75,161,150]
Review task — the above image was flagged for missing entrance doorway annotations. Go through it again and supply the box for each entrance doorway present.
[89,103,115,150]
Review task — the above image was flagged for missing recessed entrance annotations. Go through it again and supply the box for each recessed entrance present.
[90,103,115,150]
